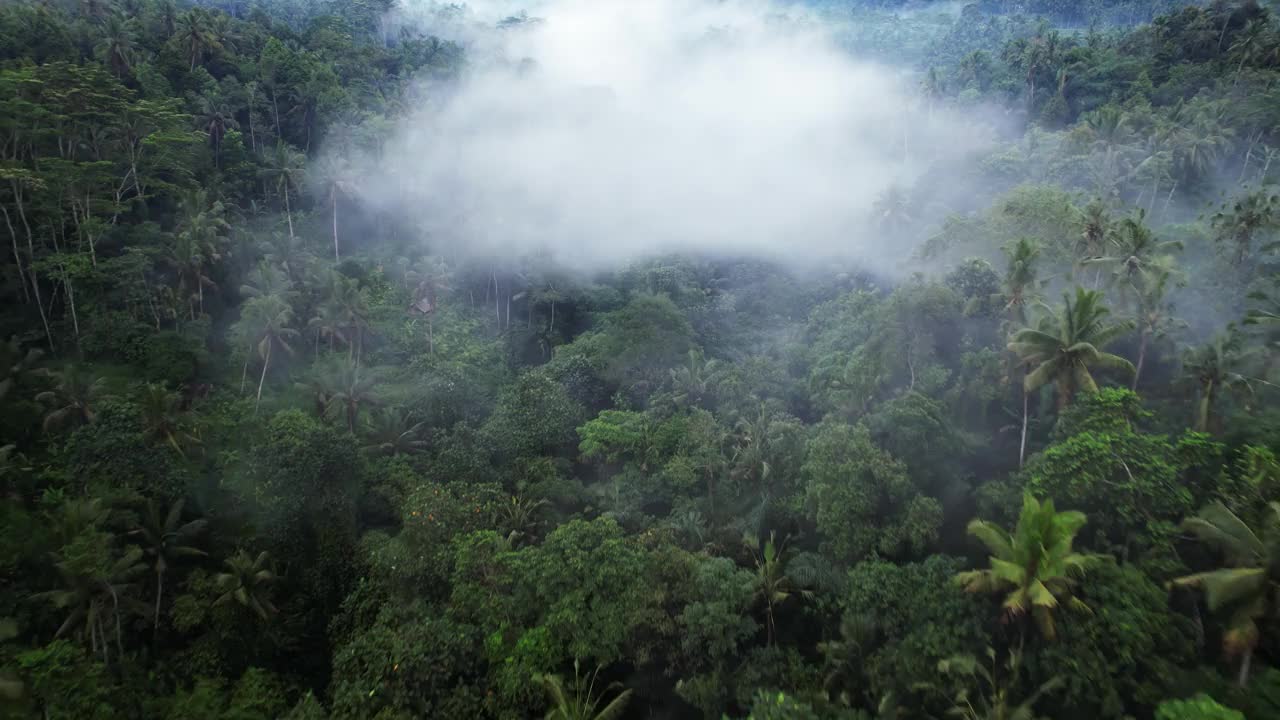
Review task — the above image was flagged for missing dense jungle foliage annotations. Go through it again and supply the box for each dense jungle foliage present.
[3,0,1280,718]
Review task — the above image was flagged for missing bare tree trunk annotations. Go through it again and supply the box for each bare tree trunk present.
[255,341,272,412]
[332,188,340,262]
[62,261,82,358]
[1132,330,1148,391]
[283,183,295,242]
[1239,646,1253,687]
[0,202,29,302]
[154,571,163,639]
[1019,383,1029,468]
[12,182,52,350]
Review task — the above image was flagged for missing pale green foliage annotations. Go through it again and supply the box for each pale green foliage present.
[956,493,1103,639]
[539,659,633,720]
[1009,288,1134,407]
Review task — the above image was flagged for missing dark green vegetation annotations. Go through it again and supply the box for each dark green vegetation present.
[2,0,1280,718]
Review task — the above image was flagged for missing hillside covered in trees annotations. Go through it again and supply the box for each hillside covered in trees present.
[2,0,1280,718]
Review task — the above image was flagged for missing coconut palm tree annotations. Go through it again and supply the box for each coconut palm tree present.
[748,531,813,646]
[1131,267,1184,391]
[214,550,277,620]
[1009,288,1135,408]
[311,359,380,433]
[233,294,300,411]
[139,384,199,456]
[998,238,1045,329]
[129,498,206,636]
[1082,212,1181,311]
[1210,186,1279,265]
[94,15,139,77]
[669,348,723,409]
[956,493,1102,642]
[172,189,230,317]
[311,156,356,262]
[538,659,633,720]
[362,407,428,456]
[31,545,148,664]
[175,8,220,71]
[195,95,239,161]
[1173,501,1280,686]
[1180,333,1255,433]
[35,365,109,432]
[259,143,306,242]
[239,261,295,303]
[1074,201,1112,286]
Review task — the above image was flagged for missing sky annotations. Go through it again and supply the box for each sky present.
[353,0,994,270]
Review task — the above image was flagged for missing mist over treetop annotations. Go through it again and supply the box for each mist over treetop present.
[352,0,995,269]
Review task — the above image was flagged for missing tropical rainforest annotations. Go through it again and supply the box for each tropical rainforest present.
[2,0,1280,718]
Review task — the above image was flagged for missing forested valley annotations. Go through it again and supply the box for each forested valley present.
[2,0,1280,718]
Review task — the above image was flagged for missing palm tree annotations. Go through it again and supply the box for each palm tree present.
[310,359,380,433]
[258,143,306,242]
[362,407,428,456]
[669,348,722,409]
[176,8,220,71]
[312,157,356,262]
[748,531,812,646]
[1009,288,1135,408]
[1210,186,1279,265]
[94,15,139,77]
[31,546,148,664]
[1172,106,1234,184]
[932,649,1063,720]
[307,299,349,356]
[538,659,633,720]
[233,294,300,411]
[239,261,295,302]
[326,273,371,365]
[1074,201,1112,286]
[172,189,230,316]
[1180,333,1254,433]
[1082,212,1181,310]
[214,550,277,620]
[35,365,109,432]
[1229,19,1270,82]
[1131,267,1183,391]
[998,238,1044,329]
[139,384,199,456]
[957,494,1101,642]
[1172,502,1280,686]
[195,95,239,161]
[129,498,206,636]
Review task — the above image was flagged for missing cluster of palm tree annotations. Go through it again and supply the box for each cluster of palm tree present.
[32,493,280,661]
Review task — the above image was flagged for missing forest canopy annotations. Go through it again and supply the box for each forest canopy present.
[2,0,1280,719]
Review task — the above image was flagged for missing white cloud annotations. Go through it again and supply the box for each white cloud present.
[358,0,993,270]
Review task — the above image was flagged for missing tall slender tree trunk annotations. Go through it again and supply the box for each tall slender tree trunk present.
[12,182,52,350]
[255,341,272,412]
[332,189,340,262]
[154,571,164,639]
[63,263,82,358]
[1132,330,1149,391]
[283,183,295,242]
[0,203,29,302]
[1239,646,1253,687]
[1019,384,1029,468]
